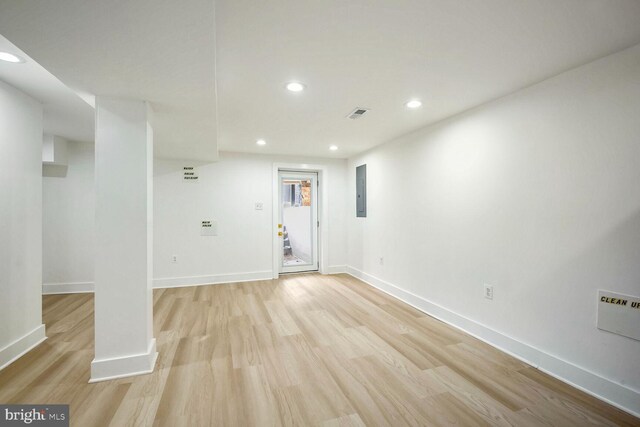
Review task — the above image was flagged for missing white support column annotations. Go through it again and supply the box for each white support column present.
[90,97,156,382]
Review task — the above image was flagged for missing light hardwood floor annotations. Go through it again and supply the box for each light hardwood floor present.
[0,273,637,426]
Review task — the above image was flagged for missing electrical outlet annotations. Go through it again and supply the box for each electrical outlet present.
[379,257,384,265]
[172,255,178,263]
[484,284,494,300]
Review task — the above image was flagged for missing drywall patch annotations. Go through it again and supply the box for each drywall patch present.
[597,290,640,341]
[183,166,198,182]
[201,220,217,236]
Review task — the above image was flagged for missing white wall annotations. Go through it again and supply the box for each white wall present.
[42,151,348,289]
[43,141,94,292]
[154,152,347,286]
[0,79,45,368]
[347,44,640,414]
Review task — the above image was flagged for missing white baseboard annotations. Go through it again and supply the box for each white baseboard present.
[42,272,275,294]
[325,265,347,274]
[345,266,640,418]
[42,281,94,295]
[153,271,273,289]
[90,338,158,383]
[0,324,47,371]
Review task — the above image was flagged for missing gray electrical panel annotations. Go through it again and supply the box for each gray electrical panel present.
[356,164,367,217]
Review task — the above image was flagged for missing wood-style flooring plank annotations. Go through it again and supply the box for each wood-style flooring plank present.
[0,273,637,426]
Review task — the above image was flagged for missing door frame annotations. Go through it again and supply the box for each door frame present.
[272,163,329,279]
[278,171,318,274]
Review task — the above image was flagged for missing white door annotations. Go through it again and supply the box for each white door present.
[278,171,319,273]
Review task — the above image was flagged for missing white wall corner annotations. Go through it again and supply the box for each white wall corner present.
[0,325,47,371]
[42,134,69,177]
[42,134,68,165]
[42,282,94,295]
[326,265,347,274]
[90,338,157,383]
[345,266,640,418]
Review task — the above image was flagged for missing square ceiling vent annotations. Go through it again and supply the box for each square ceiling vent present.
[347,107,370,119]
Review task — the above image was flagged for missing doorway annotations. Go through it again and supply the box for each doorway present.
[278,171,319,273]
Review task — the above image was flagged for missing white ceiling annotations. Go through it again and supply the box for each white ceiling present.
[0,0,218,160]
[0,35,94,143]
[215,0,640,158]
[1,1,640,160]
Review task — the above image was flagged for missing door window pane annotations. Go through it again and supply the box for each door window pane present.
[282,179,312,266]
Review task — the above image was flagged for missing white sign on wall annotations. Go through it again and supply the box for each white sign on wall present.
[201,220,217,236]
[183,166,199,182]
[597,290,640,341]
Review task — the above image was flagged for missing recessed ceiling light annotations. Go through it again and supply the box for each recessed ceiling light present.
[329,145,338,151]
[0,52,24,63]
[256,139,266,146]
[286,82,305,92]
[405,100,422,109]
